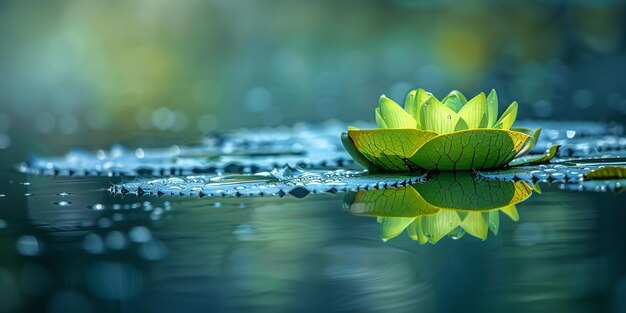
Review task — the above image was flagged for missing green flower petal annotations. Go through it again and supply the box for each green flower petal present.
[409,129,531,170]
[488,210,500,235]
[347,129,438,171]
[493,101,518,130]
[404,90,418,121]
[410,218,430,244]
[420,96,462,134]
[442,92,464,112]
[442,90,468,105]
[375,107,388,129]
[486,89,498,127]
[454,117,469,131]
[499,205,519,222]
[379,95,417,128]
[458,92,487,129]
[404,88,429,125]
[381,217,416,241]
[460,211,488,240]
[421,210,462,244]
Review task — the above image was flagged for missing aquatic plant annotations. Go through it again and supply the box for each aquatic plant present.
[342,88,553,171]
[344,172,534,243]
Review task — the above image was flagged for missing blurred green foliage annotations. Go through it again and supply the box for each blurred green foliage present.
[0,0,625,145]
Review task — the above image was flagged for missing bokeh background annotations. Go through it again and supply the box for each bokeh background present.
[1,0,625,154]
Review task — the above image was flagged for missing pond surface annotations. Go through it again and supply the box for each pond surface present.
[1,122,626,313]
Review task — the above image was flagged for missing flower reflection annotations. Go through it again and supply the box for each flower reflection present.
[344,172,535,244]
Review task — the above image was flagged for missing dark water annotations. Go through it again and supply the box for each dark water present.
[1,165,626,313]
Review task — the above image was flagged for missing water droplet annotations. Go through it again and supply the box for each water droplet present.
[53,201,71,206]
[20,182,31,186]
[57,192,70,196]
[90,203,105,211]
[24,193,33,197]
[447,115,452,119]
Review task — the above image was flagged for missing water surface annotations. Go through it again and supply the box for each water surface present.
[1,166,625,313]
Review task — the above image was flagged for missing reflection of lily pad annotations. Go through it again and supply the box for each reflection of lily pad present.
[344,172,533,243]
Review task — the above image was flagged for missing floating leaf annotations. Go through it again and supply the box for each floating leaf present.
[340,133,380,170]
[114,168,427,198]
[583,167,626,180]
[347,129,438,171]
[408,129,531,170]
[508,145,560,167]
[347,128,531,171]
[511,127,542,157]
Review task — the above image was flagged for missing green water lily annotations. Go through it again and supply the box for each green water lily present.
[342,88,553,171]
[344,172,533,244]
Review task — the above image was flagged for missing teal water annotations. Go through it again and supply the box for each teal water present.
[1,168,625,313]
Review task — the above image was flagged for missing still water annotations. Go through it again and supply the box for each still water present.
[1,165,625,313]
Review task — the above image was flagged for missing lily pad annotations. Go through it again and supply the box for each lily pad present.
[113,167,427,198]
[583,167,626,180]
[347,128,532,171]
